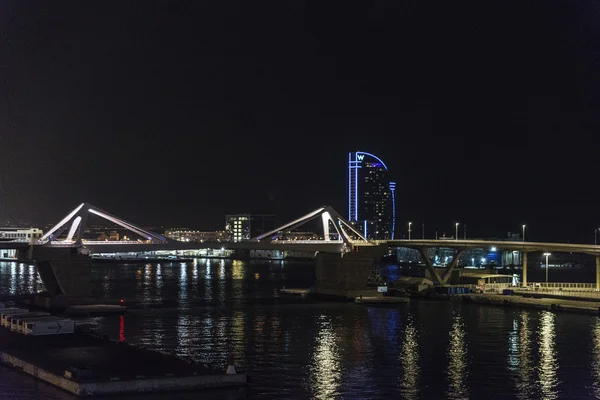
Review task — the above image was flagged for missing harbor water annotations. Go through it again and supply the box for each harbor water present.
[0,260,599,399]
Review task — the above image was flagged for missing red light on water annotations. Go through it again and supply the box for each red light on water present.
[119,315,125,342]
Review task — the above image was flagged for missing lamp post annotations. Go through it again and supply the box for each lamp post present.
[522,225,526,242]
[455,223,459,240]
[422,223,424,239]
[408,222,412,240]
[596,228,599,245]
[543,252,551,289]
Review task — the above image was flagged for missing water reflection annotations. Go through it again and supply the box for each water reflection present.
[592,318,600,398]
[156,263,163,297]
[231,310,246,365]
[507,317,519,373]
[399,314,419,400]
[515,312,534,400]
[308,316,341,400]
[179,262,188,303]
[177,263,191,356]
[217,260,226,302]
[538,311,558,400]
[119,315,125,342]
[231,260,244,279]
[218,259,225,279]
[204,261,213,301]
[2,259,593,399]
[9,263,16,295]
[447,315,468,400]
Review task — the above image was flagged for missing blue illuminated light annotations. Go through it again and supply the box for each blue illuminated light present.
[347,154,352,221]
[389,181,396,240]
[354,162,358,220]
[355,151,388,170]
[364,220,367,239]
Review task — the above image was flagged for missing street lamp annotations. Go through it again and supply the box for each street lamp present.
[408,222,412,240]
[455,223,459,240]
[543,252,551,289]
[522,225,526,242]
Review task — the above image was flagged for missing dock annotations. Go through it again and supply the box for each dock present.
[464,293,600,315]
[0,325,246,396]
[280,288,310,298]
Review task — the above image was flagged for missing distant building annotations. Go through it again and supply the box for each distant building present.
[225,214,276,242]
[276,231,319,241]
[97,232,109,241]
[0,227,43,243]
[348,151,396,240]
[164,229,227,243]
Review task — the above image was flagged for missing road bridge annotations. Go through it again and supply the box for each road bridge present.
[4,203,600,293]
[374,239,600,286]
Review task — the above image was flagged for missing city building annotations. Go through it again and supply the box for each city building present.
[0,227,44,243]
[348,151,396,240]
[225,214,276,242]
[164,229,228,243]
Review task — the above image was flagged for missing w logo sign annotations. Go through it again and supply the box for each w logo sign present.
[356,154,364,161]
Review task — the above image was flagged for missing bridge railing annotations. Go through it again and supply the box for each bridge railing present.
[81,240,154,245]
[528,282,596,291]
[517,288,600,299]
[481,282,513,291]
[269,240,344,244]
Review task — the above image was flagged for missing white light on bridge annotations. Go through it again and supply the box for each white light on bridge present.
[491,247,497,252]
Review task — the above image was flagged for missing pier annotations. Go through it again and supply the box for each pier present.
[0,322,246,396]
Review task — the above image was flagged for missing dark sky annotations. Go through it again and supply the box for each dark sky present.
[0,1,599,242]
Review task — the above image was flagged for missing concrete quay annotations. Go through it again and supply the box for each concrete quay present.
[354,296,409,305]
[464,293,600,316]
[0,326,246,396]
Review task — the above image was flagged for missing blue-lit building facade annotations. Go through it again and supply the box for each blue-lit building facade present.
[348,152,396,240]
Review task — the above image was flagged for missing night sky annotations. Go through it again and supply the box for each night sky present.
[1,1,599,243]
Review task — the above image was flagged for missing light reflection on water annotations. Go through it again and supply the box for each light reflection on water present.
[538,311,559,400]
[307,315,341,400]
[399,314,419,400]
[592,319,600,398]
[516,311,534,400]
[0,260,597,399]
[447,314,469,400]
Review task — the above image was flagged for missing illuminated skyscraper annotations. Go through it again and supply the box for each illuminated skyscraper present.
[348,152,396,240]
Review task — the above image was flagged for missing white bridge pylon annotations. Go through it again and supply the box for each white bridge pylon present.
[38,202,168,245]
[252,206,368,245]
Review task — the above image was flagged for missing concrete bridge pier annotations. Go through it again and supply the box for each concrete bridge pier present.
[418,248,463,285]
[522,252,528,287]
[30,247,92,309]
[596,256,600,291]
